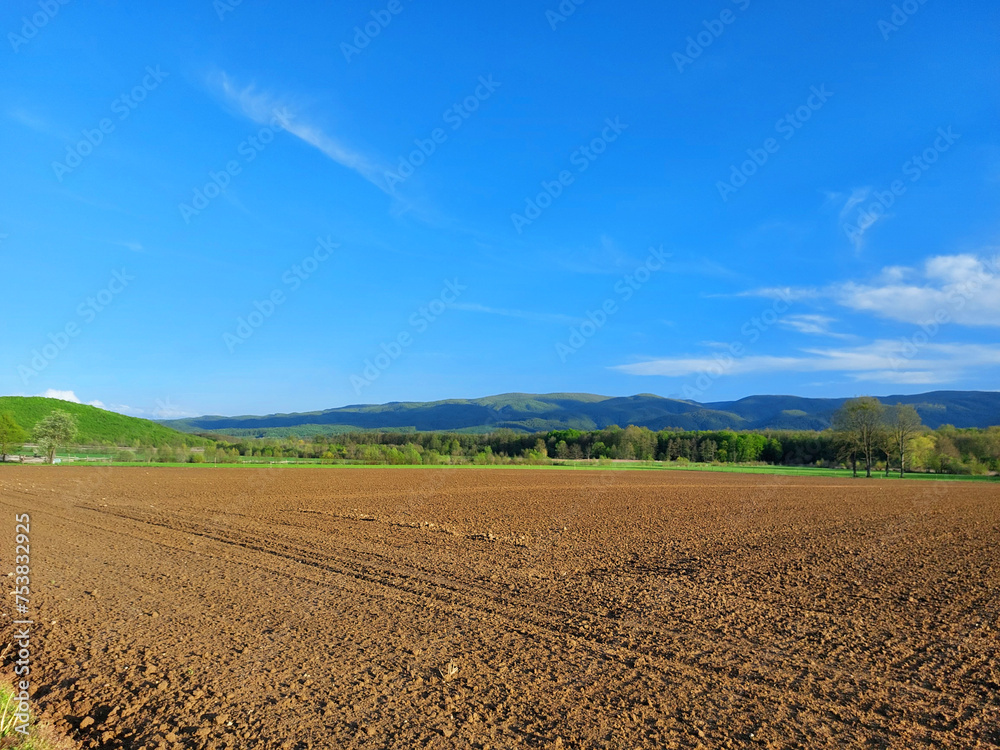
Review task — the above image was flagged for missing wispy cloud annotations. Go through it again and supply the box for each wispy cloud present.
[211,72,389,193]
[827,186,887,252]
[452,303,581,325]
[779,314,852,339]
[837,187,871,218]
[7,107,65,138]
[555,235,639,275]
[613,340,1000,385]
[737,286,820,302]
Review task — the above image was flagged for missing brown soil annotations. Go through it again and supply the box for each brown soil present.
[1,467,998,749]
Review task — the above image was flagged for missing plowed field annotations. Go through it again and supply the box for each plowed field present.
[1,467,998,749]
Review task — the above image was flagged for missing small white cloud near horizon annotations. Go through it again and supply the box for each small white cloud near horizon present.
[612,340,1000,386]
[22,390,198,419]
[38,388,83,403]
[32,389,107,408]
[210,71,389,193]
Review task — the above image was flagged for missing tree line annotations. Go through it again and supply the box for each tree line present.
[2,401,999,475]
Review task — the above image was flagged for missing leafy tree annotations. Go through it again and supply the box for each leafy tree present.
[32,409,77,464]
[700,438,717,462]
[0,411,28,462]
[832,397,885,478]
[761,437,783,464]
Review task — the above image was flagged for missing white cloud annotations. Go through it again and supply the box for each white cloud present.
[875,265,913,284]
[27,391,197,419]
[779,314,852,339]
[613,340,1000,385]
[33,389,108,408]
[851,370,940,385]
[38,389,81,403]
[212,72,388,192]
[838,187,871,219]
[737,286,819,302]
[150,398,197,419]
[743,252,1000,327]
[836,253,1000,326]
[829,186,888,252]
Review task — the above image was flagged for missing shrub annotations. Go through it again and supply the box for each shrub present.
[189,453,206,463]
[114,450,136,462]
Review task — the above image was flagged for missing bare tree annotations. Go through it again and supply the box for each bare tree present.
[885,403,923,478]
[832,397,885,478]
[834,431,859,478]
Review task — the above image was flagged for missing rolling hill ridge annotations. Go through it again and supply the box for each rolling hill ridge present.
[0,397,209,446]
[161,390,1000,436]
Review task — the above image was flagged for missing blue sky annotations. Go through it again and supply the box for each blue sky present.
[2,0,998,418]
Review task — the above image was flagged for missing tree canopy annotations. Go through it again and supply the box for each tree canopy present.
[0,411,28,462]
[32,409,78,464]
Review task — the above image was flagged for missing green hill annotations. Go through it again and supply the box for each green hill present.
[0,397,209,447]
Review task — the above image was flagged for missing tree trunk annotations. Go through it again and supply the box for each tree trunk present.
[899,448,905,479]
[865,452,872,478]
[852,454,857,478]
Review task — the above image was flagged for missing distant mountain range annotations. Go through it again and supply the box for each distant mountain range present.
[161,390,1000,436]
